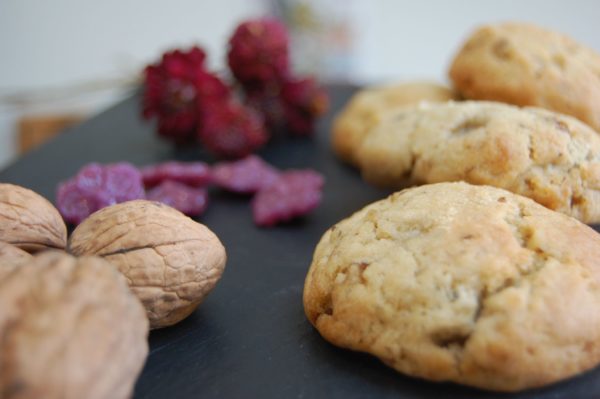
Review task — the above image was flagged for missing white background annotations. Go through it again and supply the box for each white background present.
[1,0,598,169]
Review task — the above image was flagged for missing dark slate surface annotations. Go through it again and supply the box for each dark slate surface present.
[1,85,600,399]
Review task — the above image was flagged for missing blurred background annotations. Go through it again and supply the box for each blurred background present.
[0,0,598,169]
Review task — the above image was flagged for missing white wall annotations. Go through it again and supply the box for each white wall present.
[1,0,599,169]
[0,0,269,168]
[351,0,600,83]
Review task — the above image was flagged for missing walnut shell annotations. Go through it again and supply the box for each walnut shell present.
[0,183,67,252]
[0,252,148,399]
[68,200,227,329]
[0,242,33,280]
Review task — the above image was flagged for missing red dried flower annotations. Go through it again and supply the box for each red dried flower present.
[142,47,206,142]
[141,21,329,159]
[227,18,290,89]
[199,101,268,159]
[280,77,329,136]
[245,85,286,132]
[143,46,231,143]
[195,70,231,105]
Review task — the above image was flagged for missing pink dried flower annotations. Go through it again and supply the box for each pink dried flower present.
[141,161,212,188]
[146,181,208,216]
[56,162,144,224]
[212,155,280,194]
[252,170,324,226]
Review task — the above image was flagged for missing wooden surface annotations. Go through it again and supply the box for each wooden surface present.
[18,113,82,154]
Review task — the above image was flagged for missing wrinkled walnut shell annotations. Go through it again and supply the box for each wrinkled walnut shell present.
[0,252,148,399]
[68,200,227,329]
[0,242,33,280]
[0,183,67,252]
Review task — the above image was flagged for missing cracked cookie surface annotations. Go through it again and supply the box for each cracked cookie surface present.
[331,82,457,165]
[303,182,600,391]
[356,100,600,224]
[449,22,600,131]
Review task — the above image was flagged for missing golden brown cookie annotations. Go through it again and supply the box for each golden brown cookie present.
[449,22,600,132]
[355,100,600,224]
[304,182,600,392]
[332,82,458,165]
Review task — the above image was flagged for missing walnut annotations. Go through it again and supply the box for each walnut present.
[0,242,32,280]
[0,252,148,399]
[68,200,227,329]
[0,183,67,253]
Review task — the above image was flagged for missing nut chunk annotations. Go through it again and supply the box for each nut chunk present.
[0,183,67,252]
[68,200,227,329]
[0,242,32,280]
[0,252,148,399]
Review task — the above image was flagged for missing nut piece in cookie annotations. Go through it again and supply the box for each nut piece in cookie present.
[332,82,458,165]
[304,182,600,391]
[68,200,227,329]
[0,183,67,252]
[356,100,600,224]
[449,22,600,132]
[0,252,148,399]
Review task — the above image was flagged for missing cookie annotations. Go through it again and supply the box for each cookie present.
[449,22,600,132]
[355,100,600,224]
[304,182,600,391]
[332,82,458,165]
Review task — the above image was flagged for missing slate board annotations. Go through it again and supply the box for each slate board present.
[1,85,600,399]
